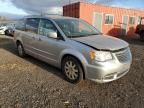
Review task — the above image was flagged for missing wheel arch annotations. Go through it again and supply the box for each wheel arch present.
[15,38,23,47]
[16,40,21,46]
[60,49,88,79]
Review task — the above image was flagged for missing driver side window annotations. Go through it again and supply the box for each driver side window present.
[38,19,57,37]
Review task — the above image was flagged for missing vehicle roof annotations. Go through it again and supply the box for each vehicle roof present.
[24,14,77,20]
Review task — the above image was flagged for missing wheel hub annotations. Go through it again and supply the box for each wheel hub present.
[64,61,78,80]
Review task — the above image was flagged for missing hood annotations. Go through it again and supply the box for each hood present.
[73,35,129,51]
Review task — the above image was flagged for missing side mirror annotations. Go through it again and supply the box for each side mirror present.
[47,30,58,39]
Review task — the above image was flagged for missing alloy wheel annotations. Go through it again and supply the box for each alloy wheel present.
[64,61,79,80]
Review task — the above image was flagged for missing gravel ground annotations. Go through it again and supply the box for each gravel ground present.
[0,35,144,108]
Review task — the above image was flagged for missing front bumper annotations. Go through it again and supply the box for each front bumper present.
[86,63,131,83]
[85,49,132,83]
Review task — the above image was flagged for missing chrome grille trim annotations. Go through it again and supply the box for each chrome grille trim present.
[115,48,130,63]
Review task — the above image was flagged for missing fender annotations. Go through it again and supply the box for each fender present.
[59,49,89,78]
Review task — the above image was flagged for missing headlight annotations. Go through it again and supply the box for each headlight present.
[90,50,113,62]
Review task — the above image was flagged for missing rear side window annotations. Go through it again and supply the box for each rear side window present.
[26,18,40,34]
[15,19,25,31]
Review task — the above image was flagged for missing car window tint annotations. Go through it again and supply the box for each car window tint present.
[38,19,57,37]
[26,18,40,34]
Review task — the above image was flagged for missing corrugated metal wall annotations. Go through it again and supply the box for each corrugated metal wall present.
[63,2,144,38]
[63,2,80,18]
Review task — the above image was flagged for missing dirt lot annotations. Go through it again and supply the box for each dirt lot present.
[0,35,144,108]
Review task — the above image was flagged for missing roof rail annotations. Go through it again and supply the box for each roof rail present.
[23,15,40,18]
[41,13,62,16]
[24,14,62,18]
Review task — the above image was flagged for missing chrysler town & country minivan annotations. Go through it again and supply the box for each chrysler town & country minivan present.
[14,15,132,83]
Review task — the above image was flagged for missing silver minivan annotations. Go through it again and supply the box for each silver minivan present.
[14,15,132,83]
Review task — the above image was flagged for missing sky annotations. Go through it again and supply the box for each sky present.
[0,0,144,18]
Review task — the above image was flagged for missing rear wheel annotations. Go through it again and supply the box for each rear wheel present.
[62,56,83,83]
[17,43,26,57]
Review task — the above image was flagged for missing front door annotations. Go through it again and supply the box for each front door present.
[121,16,129,36]
[36,19,63,65]
[93,12,103,32]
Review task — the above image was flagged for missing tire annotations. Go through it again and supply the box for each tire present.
[140,32,144,41]
[5,30,9,35]
[17,43,26,57]
[62,56,83,83]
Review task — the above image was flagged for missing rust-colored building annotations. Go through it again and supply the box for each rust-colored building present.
[63,2,144,38]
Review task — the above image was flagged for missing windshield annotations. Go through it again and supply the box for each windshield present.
[54,18,101,38]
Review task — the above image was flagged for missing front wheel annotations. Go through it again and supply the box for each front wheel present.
[62,56,83,83]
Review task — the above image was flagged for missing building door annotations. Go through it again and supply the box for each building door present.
[121,16,129,36]
[93,12,103,32]
[137,16,141,25]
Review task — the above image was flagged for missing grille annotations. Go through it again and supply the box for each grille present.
[116,48,130,63]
